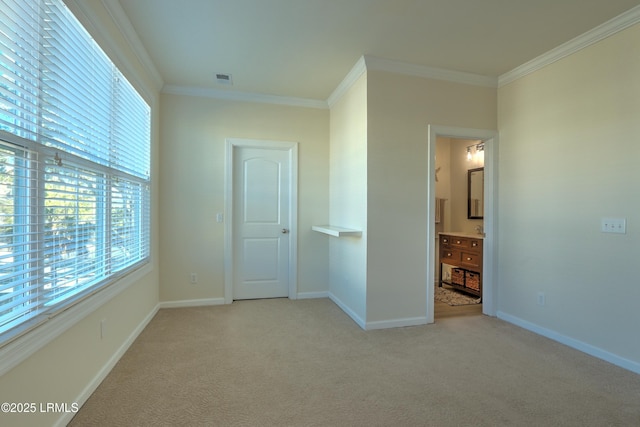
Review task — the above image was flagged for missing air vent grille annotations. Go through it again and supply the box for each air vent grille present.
[215,73,233,85]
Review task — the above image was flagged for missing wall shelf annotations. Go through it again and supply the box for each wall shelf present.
[312,225,362,237]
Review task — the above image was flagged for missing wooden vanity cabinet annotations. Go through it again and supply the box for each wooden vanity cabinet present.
[439,233,483,296]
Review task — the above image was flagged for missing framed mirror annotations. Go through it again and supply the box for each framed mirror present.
[468,167,484,219]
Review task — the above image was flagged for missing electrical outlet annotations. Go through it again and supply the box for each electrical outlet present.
[601,218,626,234]
[100,318,107,339]
[190,273,198,284]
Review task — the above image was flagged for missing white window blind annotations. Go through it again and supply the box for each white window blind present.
[0,0,151,342]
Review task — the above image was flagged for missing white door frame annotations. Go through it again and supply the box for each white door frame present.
[426,125,498,323]
[224,138,298,304]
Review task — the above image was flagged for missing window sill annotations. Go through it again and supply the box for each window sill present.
[0,262,152,376]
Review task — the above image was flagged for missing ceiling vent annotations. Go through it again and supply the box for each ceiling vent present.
[215,73,233,85]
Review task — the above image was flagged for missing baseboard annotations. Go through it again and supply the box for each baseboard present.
[158,298,226,308]
[296,291,329,299]
[56,304,160,427]
[365,316,428,330]
[328,292,366,330]
[327,293,428,331]
[497,311,640,375]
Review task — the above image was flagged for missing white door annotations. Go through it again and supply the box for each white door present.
[228,140,297,300]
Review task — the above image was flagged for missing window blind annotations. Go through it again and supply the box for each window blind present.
[0,0,151,342]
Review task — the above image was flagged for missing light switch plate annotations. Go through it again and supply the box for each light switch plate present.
[601,218,626,234]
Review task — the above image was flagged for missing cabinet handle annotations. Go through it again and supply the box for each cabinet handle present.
[456,240,461,244]
[466,257,472,261]
[472,242,477,247]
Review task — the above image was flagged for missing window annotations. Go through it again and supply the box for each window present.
[0,0,151,343]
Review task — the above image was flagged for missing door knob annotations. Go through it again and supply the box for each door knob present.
[281,228,289,234]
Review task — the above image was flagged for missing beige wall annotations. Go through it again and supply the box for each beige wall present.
[328,73,368,323]
[0,1,161,426]
[366,70,497,324]
[328,70,497,327]
[449,138,484,233]
[5,7,639,426]
[497,23,640,366]
[0,274,158,427]
[159,94,330,302]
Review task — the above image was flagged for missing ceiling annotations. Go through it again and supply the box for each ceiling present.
[116,0,640,102]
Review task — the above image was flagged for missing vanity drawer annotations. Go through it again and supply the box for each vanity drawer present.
[460,252,481,270]
[450,238,470,249]
[469,239,482,251]
[440,249,461,264]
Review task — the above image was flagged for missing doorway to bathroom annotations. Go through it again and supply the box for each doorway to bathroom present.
[426,125,497,323]
[434,136,484,319]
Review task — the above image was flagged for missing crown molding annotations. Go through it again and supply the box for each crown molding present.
[326,54,496,109]
[100,0,164,91]
[162,85,329,109]
[327,56,368,108]
[63,0,163,100]
[364,55,498,88]
[499,4,640,87]
[66,1,640,107]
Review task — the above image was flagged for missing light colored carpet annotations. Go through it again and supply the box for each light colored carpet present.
[70,298,640,426]
[434,285,481,306]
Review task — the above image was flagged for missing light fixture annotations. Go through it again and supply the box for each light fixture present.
[466,142,484,161]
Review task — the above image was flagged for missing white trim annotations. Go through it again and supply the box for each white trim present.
[163,85,328,109]
[426,128,437,325]
[499,4,640,87]
[224,142,233,304]
[328,292,366,330]
[428,125,497,141]
[497,311,640,375]
[0,263,153,377]
[79,0,640,104]
[288,143,299,300]
[427,126,498,324]
[365,317,427,331]
[482,136,498,317]
[327,56,367,107]
[224,139,299,304]
[158,298,226,309]
[54,303,159,427]
[99,0,164,89]
[162,53,498,110]
[296,291,329,299]
[364,55,498,88]
[64,0,163,99]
